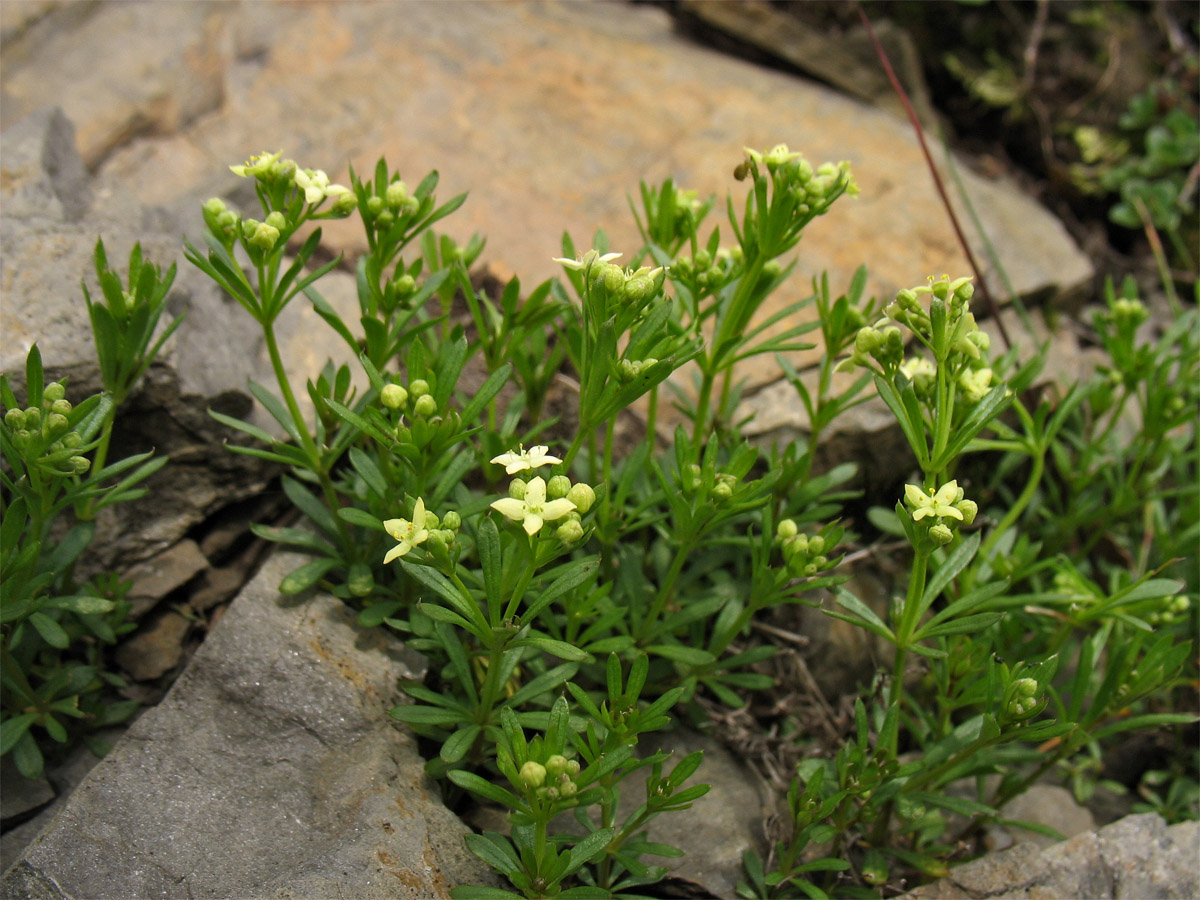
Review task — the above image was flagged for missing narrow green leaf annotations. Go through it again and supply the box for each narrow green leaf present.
[278,558,337,594]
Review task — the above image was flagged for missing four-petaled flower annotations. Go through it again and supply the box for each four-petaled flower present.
[383,498,430,563]
[490,444,562,474]
[552,250,622,271]
[904,481,964,522]
[294,168,351,205]
[491,477,576,535]
[230,150,284,178]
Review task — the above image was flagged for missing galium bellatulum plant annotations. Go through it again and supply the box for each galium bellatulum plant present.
[9,138,1190,896]
[188,146,1193,898]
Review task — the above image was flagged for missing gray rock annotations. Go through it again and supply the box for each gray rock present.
[903,813,1200,900]
[0,549,496,900]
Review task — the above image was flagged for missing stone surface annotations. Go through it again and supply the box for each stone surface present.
[124,539,210,619]
[112,609,192,682]
[619,729,768,899]
[0,107,274,574]
[0,550,496,900]
[904,813,1200,900]
[2,0,1092,394]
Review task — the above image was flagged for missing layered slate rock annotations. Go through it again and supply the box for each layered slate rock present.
[0,550,497,900]
[903,813,1200,900]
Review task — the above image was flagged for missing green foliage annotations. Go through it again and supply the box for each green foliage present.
[176,146,1198,896]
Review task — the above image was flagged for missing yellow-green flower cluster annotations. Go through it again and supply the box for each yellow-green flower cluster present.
[736,144,859,217]
[487,446,594,543]
[903,480,977,546]
[382,498,461,564]
[554,250,668,306]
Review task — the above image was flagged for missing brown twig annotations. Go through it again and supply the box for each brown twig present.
[853,2,1013,350]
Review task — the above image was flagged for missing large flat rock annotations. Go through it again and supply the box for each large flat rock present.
[0,551,497,900]
[3,0,1092,397]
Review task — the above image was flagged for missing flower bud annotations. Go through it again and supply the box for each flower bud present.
[556,518,584,544]
[50,399,72,416]
[43,383,66,403]
[24,407,42,427]
[712,481,733,501]
[808,535,825,556]
[203,197,227,216]
[45,413,69,437]
[559,779,578,798]
[442,510,461,531]
[509,479,528,500]
[242,218,260,240]
[519,761,547,790]
[69,456,90,475]
[929,523,954,546]
[385,181,409,208]
[546,475,571,499]
[601,263,625,294]
[624,275,653,302]
[381,383,408,409]
[392,274,416,298]
[4,408,26,430]
[682,463,702,493]
[375,210,394,230]
[409,379,430,396]
[394,423,411,443]
[785,534,809,559]
[413,394,437,417]
[248,222,280,251]
[566,483,596,513]
[956,499,978,526]
[546,755,569,778]
[265,211,287,230]
[776,518,798,540]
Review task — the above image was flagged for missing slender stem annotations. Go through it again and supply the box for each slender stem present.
[977,450,1044,573]
[635,536,696,644]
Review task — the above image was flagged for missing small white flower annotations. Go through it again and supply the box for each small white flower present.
[383,498,430,563]
[230,150,284,178]
[489,444,562,474]
[491,477,576,536]
[552,250,622,271]
[904,481,964,522]
[294,167,351,205]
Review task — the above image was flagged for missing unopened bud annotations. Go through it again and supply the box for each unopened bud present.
[413,394,437,417]
[442,511,461,531]
[69,456,90,475]
[929,523,954,546]
[546,475,571,499]
[4,409,26,430]
[519,761,546,790]
[43,383,66,403]
[381,383,408,409]
[409,379,430,396]
[776,518,798,540]
[50,399,72,416]
[712,481,733,501]
[385,181,409,208]
[509,479,528,500]
[566,483,595,513]
[556,518,584,544]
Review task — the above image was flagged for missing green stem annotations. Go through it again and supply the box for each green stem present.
[975,450,1044,579]
[887,548,929,752]
[635,536,696,644]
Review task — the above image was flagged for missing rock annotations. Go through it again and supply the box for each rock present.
[628,729,769,899]
[0,107,275,573]
[113,609,192,682]
[979,782,1095,852]
[42,0,1091,394]
[0,2,227,170]
[0,763,53,828]
[903,813,1200,900]
[123,539,210,619]
[0,549,496,900]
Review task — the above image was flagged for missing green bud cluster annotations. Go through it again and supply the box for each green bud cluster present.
[1148,594,1191,626]
[616,358,658,383]
[2,380,90,476]
[670,246,743,294]
[776,519,830,576]
[590,261,668,306]
[1004,677,1042,720]
[504,474,595,544]
[736,144,859,224]
[519,754,582,801]
[380,377,437,422]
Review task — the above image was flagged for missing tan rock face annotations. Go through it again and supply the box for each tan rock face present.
[3,1,1088,393]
